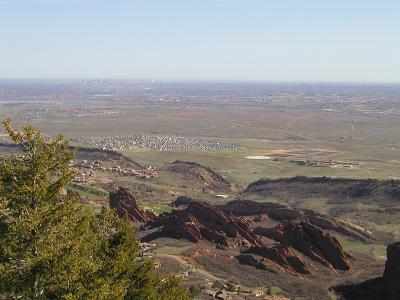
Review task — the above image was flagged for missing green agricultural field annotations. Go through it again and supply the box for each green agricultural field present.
[336,235,387,259]
[67,183,109,200]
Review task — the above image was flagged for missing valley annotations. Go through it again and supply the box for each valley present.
[1,80,400,299]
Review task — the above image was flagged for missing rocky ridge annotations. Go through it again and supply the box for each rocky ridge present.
[109,190,355,277]
[246,244,312,277]
[245,176,400,202]
[148,200,261,249]
[109,187,156,223]
[218,199,373,242]
[254,221,354,271]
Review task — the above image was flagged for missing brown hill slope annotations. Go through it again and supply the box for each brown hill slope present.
[245,176,400,202]
[166,160,231,191]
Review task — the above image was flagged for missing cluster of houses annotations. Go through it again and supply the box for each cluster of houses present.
[139,242,157,258]
[130,242,162,268]
[202,281,267,300]
[0,132,10,144]
[72,168,94,184]
[73,134,244,152]
[71,159,157,183]
[292,159,358,169]
[177,268,274,299]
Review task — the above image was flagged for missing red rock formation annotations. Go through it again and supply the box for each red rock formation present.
[253,214,268,222]
[237,254,278,274]
[254,221,354,271]
[246,244,311,276]
[303,209,374,242]
[218,200,374,242]
[109,187,156,223]
[149,200,262,249]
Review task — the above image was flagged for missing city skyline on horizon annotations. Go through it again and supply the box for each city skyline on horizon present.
[1,0,399,83]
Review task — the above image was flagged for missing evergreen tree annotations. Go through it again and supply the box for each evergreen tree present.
[0,119,189,300]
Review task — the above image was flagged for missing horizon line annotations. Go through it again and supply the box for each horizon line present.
[0,78,399,85]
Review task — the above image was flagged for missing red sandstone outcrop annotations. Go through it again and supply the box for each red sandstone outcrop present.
[109,187,156,223]
[218,199,373,242]
[146,198,353,277]
[237,254,278,274]
[303,209,374,242]
[254,221,354,271]
[246,244,311,276]
[253,214,268,222]
[149,200,262,249]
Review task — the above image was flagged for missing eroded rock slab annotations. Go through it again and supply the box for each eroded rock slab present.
[254,221,354,271]
[246,244,311,276]
[148,200,261,249]
[218,199,374,242]
[109,187,156,223]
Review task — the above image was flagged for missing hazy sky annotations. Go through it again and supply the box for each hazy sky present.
[1,0,399,82]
